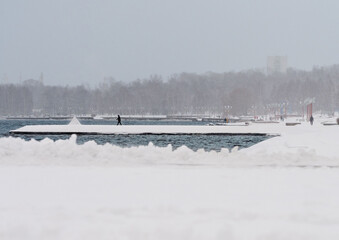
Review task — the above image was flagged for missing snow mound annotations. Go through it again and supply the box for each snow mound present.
[69,116,81,125]
[0,135,337,167]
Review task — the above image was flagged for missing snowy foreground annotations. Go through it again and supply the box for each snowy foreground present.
[1,122,339,239]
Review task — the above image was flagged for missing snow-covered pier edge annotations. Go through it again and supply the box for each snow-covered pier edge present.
[9,124,282,136]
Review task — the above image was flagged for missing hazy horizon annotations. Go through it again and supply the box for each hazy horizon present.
[2,0,339,86]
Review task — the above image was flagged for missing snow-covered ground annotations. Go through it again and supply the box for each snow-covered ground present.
[1,121,339,239]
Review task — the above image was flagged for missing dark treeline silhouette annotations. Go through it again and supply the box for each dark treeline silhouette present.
[1,65,339,117]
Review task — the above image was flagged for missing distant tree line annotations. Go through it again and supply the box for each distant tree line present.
[1,65,339,117]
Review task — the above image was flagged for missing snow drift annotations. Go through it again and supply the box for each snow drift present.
[0,134,338,167]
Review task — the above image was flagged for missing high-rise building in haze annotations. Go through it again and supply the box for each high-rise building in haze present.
[267,56,287,74]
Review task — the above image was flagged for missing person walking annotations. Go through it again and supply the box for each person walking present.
[310,115,314,125]
[117,115,122,125]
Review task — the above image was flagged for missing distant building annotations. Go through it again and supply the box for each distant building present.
[267,56,287,74]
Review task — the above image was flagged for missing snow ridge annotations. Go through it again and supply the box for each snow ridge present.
[0,135,337,167]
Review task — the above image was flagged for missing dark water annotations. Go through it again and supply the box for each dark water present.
[0,119,271,151]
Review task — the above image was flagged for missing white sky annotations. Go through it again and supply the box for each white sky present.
[1,0,339,86]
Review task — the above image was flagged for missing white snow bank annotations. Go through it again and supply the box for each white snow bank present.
[243,122,339,159]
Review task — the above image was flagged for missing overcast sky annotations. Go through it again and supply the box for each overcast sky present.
[1,0,339,86]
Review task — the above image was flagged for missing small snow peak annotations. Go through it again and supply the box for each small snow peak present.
[69,116,81,125]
